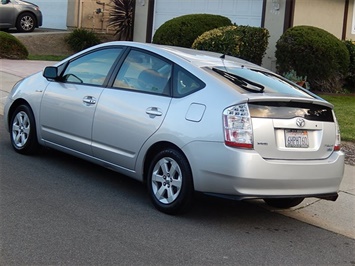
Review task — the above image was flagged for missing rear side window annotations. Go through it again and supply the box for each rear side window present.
[173,65,205,97]
[113,49,172,96]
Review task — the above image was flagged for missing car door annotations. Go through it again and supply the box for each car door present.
[0,0,15,27]
[40,47,123,155]
[92,49,173,170]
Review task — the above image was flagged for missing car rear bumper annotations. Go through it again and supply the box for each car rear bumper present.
[183,141,345,199]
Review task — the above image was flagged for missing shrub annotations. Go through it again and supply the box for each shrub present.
[276,25,350,93]
[65,28,101,52]
[152,14,232,48]
[343,40,355,92]
[0,31,28,59]
[108,0,134,41]
[192,26,241,58]
[192,25,269,65]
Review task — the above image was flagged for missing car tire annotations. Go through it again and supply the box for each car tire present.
[16,12,36,32]
[263,197,304,208]
[10,105,39,155]
[147,149,194,215]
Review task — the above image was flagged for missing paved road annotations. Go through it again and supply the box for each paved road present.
[1,115,355,265]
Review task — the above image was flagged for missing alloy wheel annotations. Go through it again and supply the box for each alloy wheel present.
[12,111,31,149]
[151,157,183,204]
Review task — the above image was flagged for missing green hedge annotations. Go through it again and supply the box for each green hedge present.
[0,31,28,59]
[276,26,350,93]
[343,40,355,92]
[152,14,232,48]
[192,25,269,65]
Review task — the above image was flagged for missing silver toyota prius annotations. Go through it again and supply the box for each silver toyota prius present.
[4,42,345,214]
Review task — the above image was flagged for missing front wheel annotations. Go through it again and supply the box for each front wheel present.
[147,149,193,215]
[10,105,39,155]
[16,12,36,32]
[264,197,304,209]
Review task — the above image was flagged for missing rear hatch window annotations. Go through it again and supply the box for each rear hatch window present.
[213,66,312,98]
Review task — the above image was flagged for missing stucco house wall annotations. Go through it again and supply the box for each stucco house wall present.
[347,0,355,38]
[262,0,287,71]
[292,0,345,39]
[66,0,112,32]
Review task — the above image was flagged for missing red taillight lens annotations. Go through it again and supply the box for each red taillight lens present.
[334,115,341,151]
[223,104,253,149]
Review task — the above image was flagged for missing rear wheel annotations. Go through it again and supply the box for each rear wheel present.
[264,197,304,208]
[147,149,193,215]
[10,104,39,154]
[16,12,36,32]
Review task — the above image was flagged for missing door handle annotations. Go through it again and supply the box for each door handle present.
[83,96,96,105]
[146,107,163,117]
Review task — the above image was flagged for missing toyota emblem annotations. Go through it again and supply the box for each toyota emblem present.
[296,118,305,127]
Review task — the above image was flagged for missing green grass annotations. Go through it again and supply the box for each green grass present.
[27,54,68,61]
[319,94,355,142]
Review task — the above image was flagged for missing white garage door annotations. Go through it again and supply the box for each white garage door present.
[33,0,68,29]
[153,0,263,33]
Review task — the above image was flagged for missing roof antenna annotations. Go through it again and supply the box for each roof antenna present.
[219,47,231,70]
[220,53,228,72]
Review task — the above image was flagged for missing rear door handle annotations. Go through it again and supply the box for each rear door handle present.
[146,107,162,117]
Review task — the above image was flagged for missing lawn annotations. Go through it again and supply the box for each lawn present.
[319,94,355,142]
[28,55,68,61]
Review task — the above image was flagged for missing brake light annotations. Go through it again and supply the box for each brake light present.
[334,115,341,151]
[223,103,253,149]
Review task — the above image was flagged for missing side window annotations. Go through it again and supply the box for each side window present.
[173,65,205,97]
[62,48,122,86]
[113,50,172,95]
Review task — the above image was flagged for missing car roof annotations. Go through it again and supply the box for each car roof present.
[97,41,262,70]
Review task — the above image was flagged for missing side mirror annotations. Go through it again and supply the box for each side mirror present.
[43,66,58,80]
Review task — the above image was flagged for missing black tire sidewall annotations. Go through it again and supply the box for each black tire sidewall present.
[147,149,193,214]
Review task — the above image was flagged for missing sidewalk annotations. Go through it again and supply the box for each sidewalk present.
[1,59,354,239]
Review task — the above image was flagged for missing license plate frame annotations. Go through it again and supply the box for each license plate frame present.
[285,129,309,148]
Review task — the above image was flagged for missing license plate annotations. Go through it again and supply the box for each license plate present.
[285,129,309,148]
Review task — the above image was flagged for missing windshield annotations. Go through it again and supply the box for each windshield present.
[213,66,312,98]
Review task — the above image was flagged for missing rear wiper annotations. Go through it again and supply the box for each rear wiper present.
[213,68,264,93]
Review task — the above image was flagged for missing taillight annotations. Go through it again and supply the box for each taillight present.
[334,114,341,151]
[223,103,253,149]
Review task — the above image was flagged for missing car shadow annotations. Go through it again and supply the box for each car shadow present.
[34,146,287,222]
